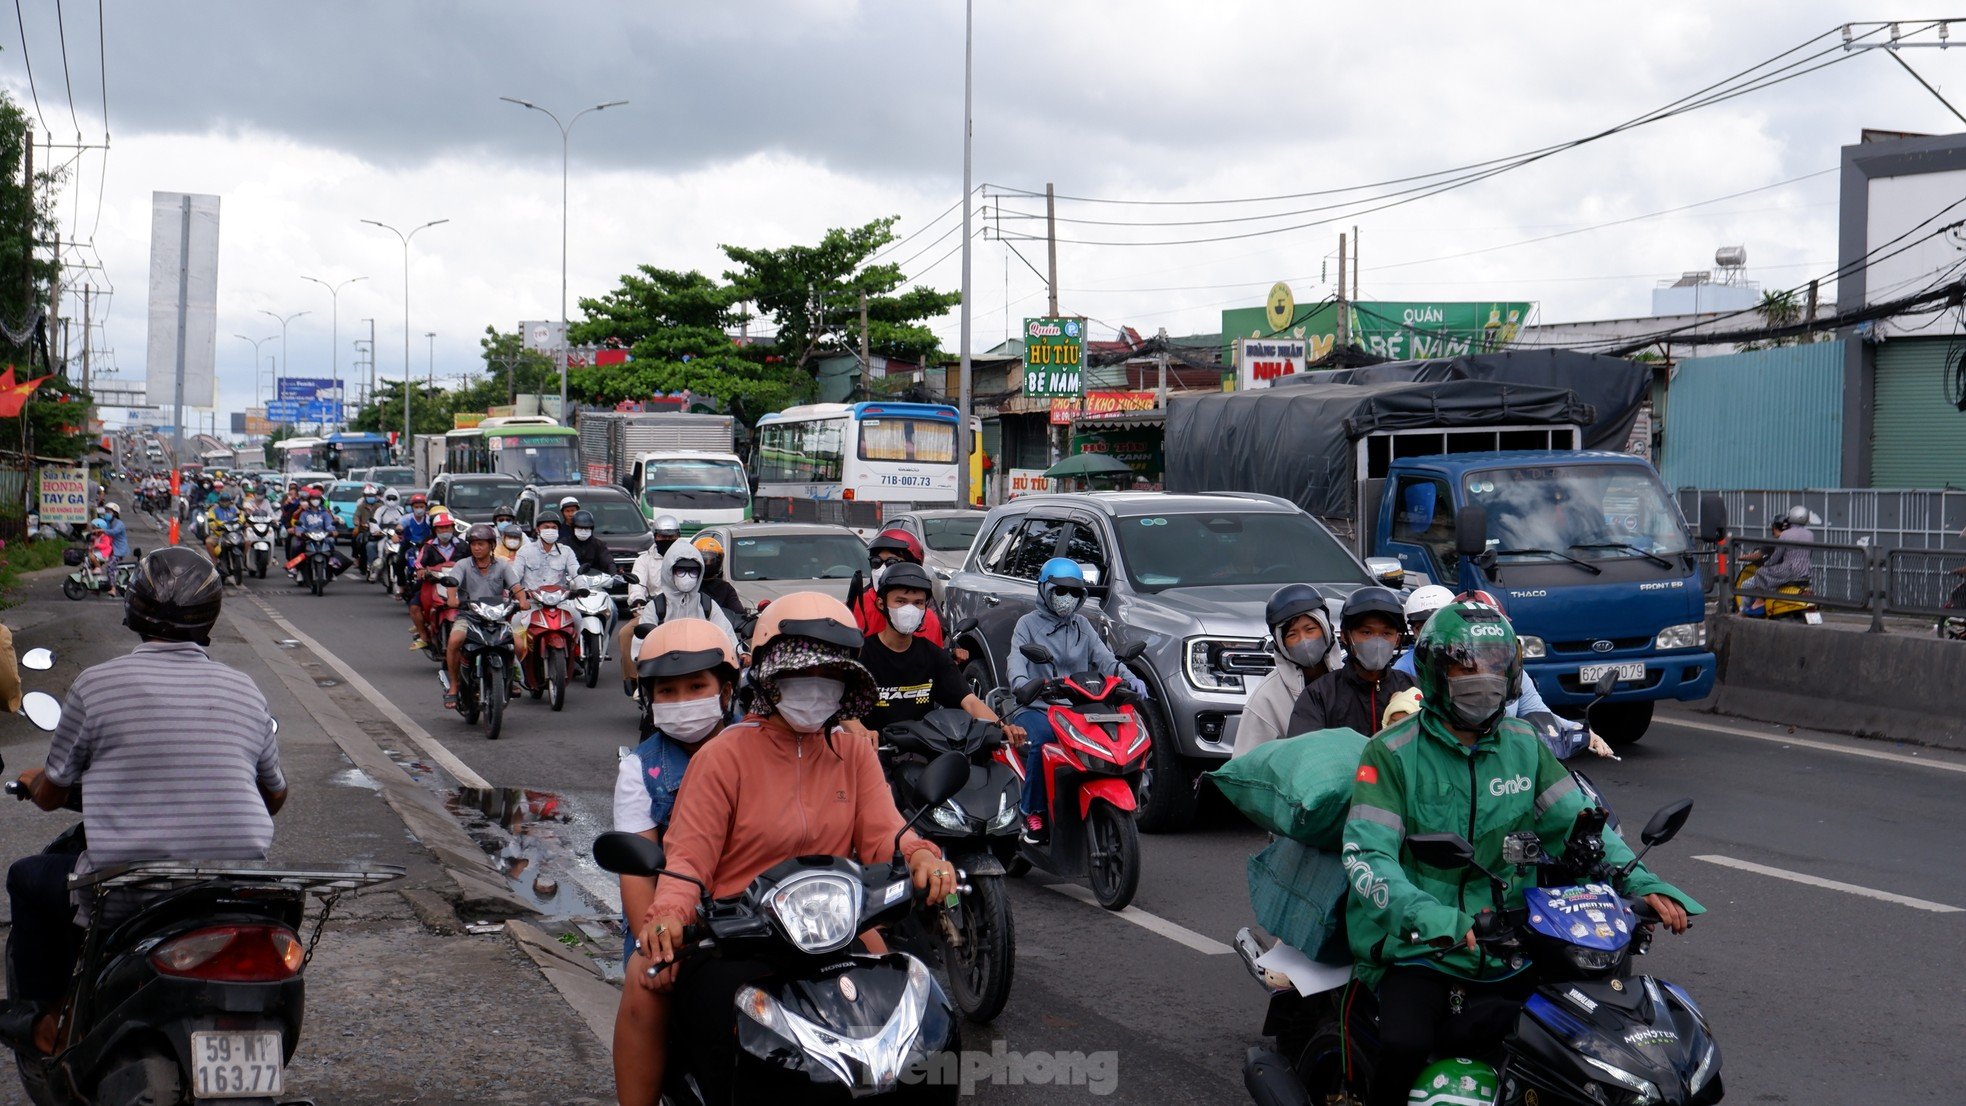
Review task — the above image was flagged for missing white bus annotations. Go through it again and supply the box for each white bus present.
[755,402,978,504]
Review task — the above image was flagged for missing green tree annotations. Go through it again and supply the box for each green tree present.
[721,216,960,371]
[474,326,557,409]
[346,379,453,438]
[0,92,85,457]
[1742,288,1805,350]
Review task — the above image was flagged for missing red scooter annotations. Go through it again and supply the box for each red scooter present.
[996,640,1149,911]
[522,583,582,711]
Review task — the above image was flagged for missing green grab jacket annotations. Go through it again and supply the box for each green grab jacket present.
[1342,712,1703,990]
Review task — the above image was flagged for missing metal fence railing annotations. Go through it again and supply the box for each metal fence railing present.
[1712,532,1966,633]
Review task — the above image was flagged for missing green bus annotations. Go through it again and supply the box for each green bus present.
[443,417,581,484]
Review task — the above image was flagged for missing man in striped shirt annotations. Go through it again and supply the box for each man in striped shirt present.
[2,549,287,1054]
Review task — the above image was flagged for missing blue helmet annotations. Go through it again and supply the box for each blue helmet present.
[1037,557,1088,618]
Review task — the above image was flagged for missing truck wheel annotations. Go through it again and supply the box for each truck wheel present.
[1134,696,1199,834]
[1594,701,1653,747]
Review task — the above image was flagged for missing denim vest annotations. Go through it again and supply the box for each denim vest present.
[620,730,694,965]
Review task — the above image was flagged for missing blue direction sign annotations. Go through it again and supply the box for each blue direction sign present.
[265,400,304,423]
[277,377,339,401]
[302,400,343,422]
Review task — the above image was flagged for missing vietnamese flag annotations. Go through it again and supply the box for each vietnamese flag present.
[0,374,51,418]
[0,366,15,391]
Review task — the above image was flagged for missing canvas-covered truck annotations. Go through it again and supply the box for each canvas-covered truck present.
[1166,352,1714,744]
[575,411,748,528]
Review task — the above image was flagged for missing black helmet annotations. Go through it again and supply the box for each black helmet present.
[875,562,935,598]
[571,509,595,530]
[1340,586,1406,632]
[492,505,516,522]
[465,523,498,544]
[1264,583,1326,635]
[124,547,224,645]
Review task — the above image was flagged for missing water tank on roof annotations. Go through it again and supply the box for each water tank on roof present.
[1715,245,1748,269]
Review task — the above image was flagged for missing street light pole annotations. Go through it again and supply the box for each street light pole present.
[499,95,628,424]
[425,331,435,394]
[258,309,311,408]
[361,219,448,458]
[232,333,276,408]
[300,275,367,409]
[956,0,975,508]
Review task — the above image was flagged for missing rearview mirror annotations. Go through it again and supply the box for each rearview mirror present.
[1593,671,1617,698]
[434,574,460,588]
[619,571,639,585]
[953,617,979,635]
[1454,505,1489,557]
[20,691,61,732]
[1076,562,1103,588]
[915,751,970,809]
[1365,557,1404,588]
[1698,493,1728,544]
[592,830,666,877]
[1113,639,1147,663]
[1019,643,1055,665]
[1405,832,1476,870]
[20,648,53,671]
[1639,799,1693,848]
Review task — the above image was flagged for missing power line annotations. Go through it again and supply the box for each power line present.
[11,0,49,131]
[865,185,980,266]
[52,0,78,135]
[87,0,106,241]
[1885,47,1966,127]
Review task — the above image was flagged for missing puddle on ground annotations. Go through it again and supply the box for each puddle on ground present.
[445,786,589,917]
[329,767,381,791]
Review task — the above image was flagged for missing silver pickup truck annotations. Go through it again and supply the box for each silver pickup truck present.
[944,491,1400,833]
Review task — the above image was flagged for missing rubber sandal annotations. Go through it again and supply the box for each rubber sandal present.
[443,693,458,709]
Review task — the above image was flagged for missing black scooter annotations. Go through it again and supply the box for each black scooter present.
[434,577,518,741]
[591,752,972,1105]
[11,689,402,1106]
[878,709,1021,1023]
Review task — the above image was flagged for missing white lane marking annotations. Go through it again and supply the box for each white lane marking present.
[246,596,492,790]
[1693,854,1964,914]
[1043,882,1234,954]
[1663,714,1966,776]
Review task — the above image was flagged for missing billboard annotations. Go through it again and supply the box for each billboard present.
[1049,390,1157,425]
[277,377,342,401]
[1223,300,1533,370]
[37,467,90,525]
[1021,317,1084,397]
[1234,338,1309,391]
[144,192,222,410]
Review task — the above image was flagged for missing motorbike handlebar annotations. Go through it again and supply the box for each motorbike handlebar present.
[4,781,28,801]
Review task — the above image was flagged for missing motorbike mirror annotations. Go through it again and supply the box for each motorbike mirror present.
[1405,832,1477,870]
[1454,504,1489,558]
[592,830,666,877]
[434,574,461,588]
[1697,493,1728,544]
[1112,639,1147,663]
[953,617,979,635]
[1639,798,1693,848]
[19,648,53,671]
[1019,643,1055,665]
[914,751,970,809]
[20,691,61,732]
[1592,671,1617,699]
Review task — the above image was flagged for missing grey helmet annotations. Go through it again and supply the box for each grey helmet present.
[1785,505,1812,527]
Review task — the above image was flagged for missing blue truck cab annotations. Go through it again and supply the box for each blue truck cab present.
[1373,449,1715,742]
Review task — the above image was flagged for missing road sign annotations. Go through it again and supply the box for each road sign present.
[277,377,339,401]
[265,400,304,422]
[302,400,343,422]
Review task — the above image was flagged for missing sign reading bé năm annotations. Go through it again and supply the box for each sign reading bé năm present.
[1022,317,1084,397]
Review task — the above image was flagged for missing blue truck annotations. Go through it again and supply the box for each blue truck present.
[1166,370,1716,743]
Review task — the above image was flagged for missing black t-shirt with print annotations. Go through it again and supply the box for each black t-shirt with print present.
[859,632,970,733]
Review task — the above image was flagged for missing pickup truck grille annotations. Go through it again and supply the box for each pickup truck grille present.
[1550,636,1652,655]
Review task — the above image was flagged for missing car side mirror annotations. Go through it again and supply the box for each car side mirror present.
[1639,799,1693,847]
[1365,557,1405,588]
[20,691,61,732]
[1698,493,1728,544]
[1019,643,1055,665]
[1405,832,1476,870]
[592,830,665,877]
[1454,505,1489,558]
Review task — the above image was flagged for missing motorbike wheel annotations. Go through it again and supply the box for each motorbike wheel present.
[459,671,481,725]
[310,569,323,597]
[1004,854,1031,878]
[583,633,601,688]
[254,551,268,579]
[547,646,568,712]
[483,672,505,740]
[1084,801,1141,911]
[61,576,86,601]
[1286,1026,1352,1103]
[942,871,1015,1023]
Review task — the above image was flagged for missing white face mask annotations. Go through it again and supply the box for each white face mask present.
[503,536,522,550]
[574,528,593,541]
[672,568,701,593]
[887,603,926,635]
[537,528,559,545]
[649,694,726,745]
[772,676,846,731]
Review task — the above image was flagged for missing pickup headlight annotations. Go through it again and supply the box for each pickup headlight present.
[765,871,861,954]
[1655,622,1706,650]
[1518,635,1547,659]
[1184,637,1271,693]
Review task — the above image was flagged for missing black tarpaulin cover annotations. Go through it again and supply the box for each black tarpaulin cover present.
[1302,348,1649,449]
[1166,377,1592,520]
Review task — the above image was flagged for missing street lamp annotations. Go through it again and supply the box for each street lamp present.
[499,95,628,423]
[425,332,436,394]
[300,274,367,400]
[258,309,311,403]
[232,333,276,407]
[361,218,448,458]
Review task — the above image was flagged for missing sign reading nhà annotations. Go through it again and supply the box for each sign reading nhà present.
[1234,338,1309,390]
[1022,317,1084,397]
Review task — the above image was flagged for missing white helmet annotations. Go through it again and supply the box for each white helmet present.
[1402,584,1456,631]
[1784,505,1811,527]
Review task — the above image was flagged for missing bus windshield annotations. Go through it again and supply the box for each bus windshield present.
[1465,464,1691,562]
[643,458,749,511]
[490,434,580,483]
[328,441,391,475]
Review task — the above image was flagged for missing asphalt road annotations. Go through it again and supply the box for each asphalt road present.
[229,550,1966,1104]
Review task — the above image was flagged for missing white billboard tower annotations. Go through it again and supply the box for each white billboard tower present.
[144,191,221,455]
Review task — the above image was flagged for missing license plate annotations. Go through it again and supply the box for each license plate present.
[1578,662,1646,684]
[1083,713,1128,724]
[190,1031,284,1098]
[1803,611,1823,625]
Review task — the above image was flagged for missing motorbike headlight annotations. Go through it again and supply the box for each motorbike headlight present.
[1562,944,1622,972]
[1518,635,1547,659]
[765,871,862,954]
[1654,622,1706,650]
[931,800,970,832]
[307,530,327,541]
[987,792,1020,832]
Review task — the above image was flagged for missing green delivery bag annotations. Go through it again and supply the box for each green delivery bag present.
[1247,837,1350,962]
[1207,728,1368,849]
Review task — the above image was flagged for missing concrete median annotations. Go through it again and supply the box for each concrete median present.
[1705,614,1966,750]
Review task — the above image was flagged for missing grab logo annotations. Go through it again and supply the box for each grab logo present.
[1489,774,1533,797]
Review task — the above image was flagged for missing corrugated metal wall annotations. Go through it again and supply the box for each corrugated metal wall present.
[1872,337,1966,489]
[1659,342,1844,490]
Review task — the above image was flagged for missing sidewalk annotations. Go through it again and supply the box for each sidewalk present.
[0,559,614,1104]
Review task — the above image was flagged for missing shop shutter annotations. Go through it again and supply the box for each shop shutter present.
[1871,338,1966,489]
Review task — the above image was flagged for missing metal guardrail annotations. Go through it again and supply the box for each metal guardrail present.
[755,496,934,531]
[1714,532,1966,634]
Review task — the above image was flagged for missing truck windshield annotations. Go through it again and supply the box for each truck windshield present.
[1114,511,1370,592]
[643,459,749,511]
[1465,464,1689,563]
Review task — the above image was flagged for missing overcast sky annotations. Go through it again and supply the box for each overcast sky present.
[7,0,1966,425]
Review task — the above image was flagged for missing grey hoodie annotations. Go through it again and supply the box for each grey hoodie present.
[1006,605,1119,687]
[1231,610,1335,758]
[635,539,738,649]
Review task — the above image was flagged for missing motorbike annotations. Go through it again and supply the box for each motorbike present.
[878,709,1022,1023]
[435,580,518,740]
[521,584,581,711]
[1938,576,1966,641]
[214,519,248,586]
[293,530,338,597]
[589,751,971,1104]
[60,549,137,602]
[571,570,623,690]
[376,527,403,596]
[10,687,403,1106]
[1733,562,1820,623]
[1238,799,1720,1106]
[245,513,277,579]
[991,639,1150,911]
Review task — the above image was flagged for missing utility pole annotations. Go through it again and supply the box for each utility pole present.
[1336,232,1349,349]
[81,285,91,395]
[1155,326,1169,409]
[425,332,436,394]
[956,0,975,509]
[363,318,376,410]
[858,293,870,374]
[1352,225,1360,305]
[1804,279,1820,342]
[1045,182,1059,317]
